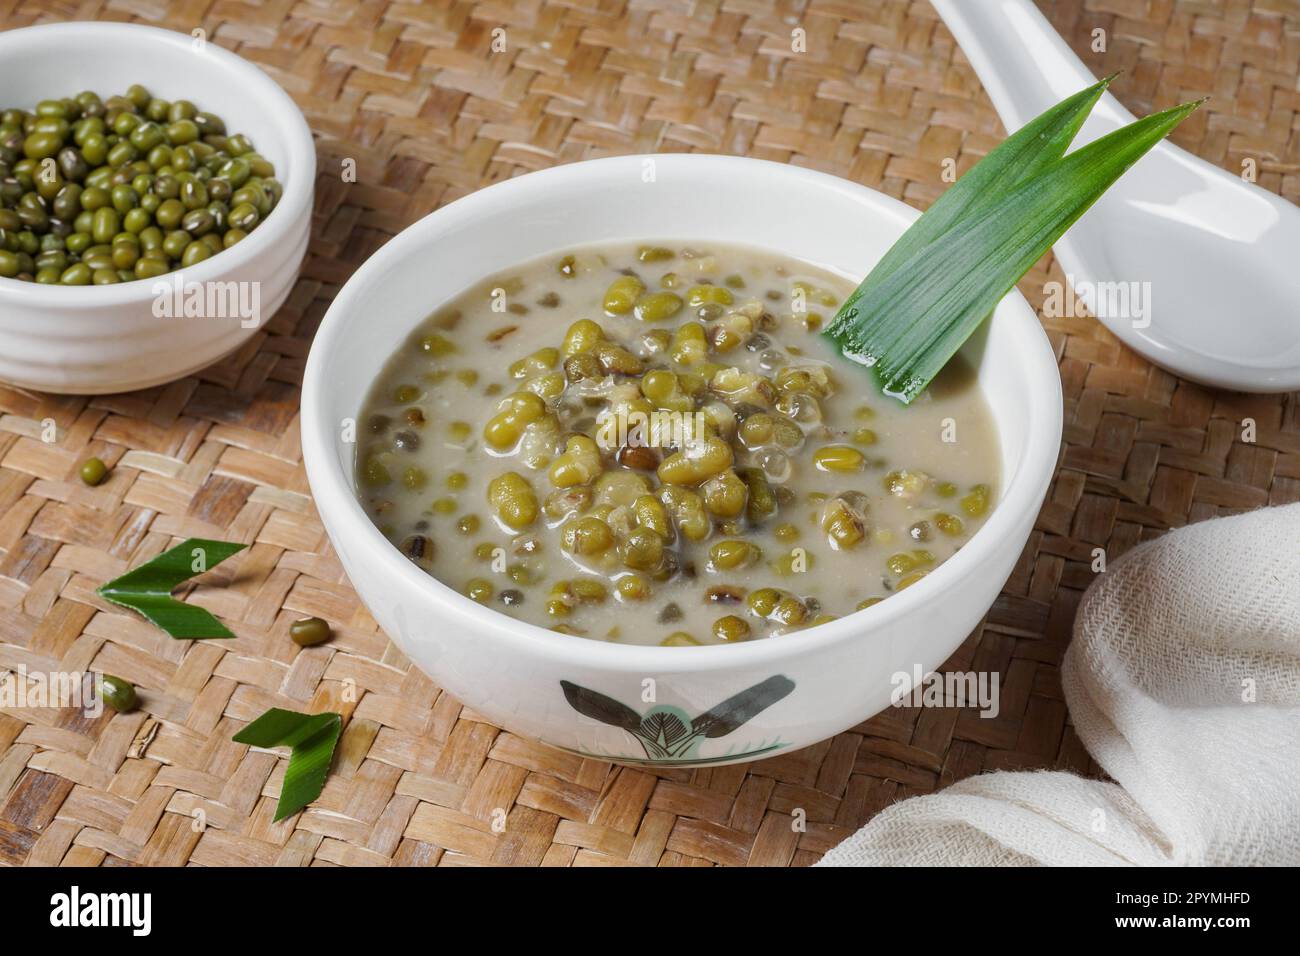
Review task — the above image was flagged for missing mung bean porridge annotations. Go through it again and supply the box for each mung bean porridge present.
[354,242,999,646]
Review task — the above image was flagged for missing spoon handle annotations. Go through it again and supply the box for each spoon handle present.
[932,0,1135,137]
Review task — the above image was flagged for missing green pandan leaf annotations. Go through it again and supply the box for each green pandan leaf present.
[96,538,246,639]
[825,81,1202,404]
[233,708,343,822]
[828,73,1114,337]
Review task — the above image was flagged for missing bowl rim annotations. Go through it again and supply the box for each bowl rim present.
[302,153,1062,671]
[0,21,315,302]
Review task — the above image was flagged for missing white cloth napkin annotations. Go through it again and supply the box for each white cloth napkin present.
[819,503,1300,866]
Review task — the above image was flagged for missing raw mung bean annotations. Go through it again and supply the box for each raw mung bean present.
[79,456,108,485]
[289,617,332,647]
[0,85,280,284]
[100,674,137,712]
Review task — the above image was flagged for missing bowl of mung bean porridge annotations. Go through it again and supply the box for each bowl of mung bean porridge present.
[302,155,1061,766]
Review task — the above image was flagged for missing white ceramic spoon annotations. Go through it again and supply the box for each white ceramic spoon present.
[933,0,1300,393]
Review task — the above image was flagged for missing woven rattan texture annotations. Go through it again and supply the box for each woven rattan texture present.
[2,0,1298,867]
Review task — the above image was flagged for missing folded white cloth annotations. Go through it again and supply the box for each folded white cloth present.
[819,503,1300,866]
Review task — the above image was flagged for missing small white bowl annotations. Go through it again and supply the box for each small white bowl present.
[0,22,315,394]
[302,155,1062,767]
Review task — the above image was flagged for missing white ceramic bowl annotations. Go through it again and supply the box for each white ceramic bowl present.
[302,155,1062,767]
[0,22,315,394]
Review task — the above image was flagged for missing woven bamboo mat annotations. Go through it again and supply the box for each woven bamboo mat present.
[1,0,1297,868]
